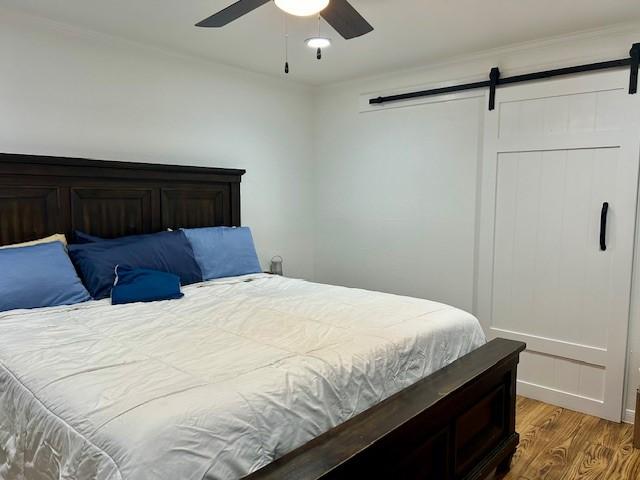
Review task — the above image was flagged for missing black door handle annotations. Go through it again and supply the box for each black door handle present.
[600,202,609,251]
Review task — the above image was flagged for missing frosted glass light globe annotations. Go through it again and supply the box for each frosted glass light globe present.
[306,37,331,48]
[275,0,330,17]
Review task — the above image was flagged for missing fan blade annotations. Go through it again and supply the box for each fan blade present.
[321,0,373,39]
[196,0,271,27]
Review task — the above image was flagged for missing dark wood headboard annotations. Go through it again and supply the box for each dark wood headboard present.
[0,153,245,246]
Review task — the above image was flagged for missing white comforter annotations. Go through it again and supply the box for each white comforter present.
[0,275,485,480]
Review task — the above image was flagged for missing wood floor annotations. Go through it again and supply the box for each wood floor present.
[499,396,640,480]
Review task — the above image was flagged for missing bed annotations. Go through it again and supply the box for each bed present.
[0,153,525,480]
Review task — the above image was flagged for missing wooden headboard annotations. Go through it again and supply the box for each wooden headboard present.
[0,153,245,246]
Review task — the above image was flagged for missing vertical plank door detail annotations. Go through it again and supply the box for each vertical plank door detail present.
[477,70,640,421]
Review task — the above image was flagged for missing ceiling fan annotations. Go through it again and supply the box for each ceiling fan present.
[196,0,374,40]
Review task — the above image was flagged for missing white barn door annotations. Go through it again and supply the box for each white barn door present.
[477,70,640,421]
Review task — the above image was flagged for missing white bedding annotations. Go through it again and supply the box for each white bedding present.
[0,274,485,480]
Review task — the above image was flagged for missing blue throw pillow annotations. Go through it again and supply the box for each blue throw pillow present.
[183,226,261,280]
[0,242,91,312]
[73,230,104,244]
[73,230,174,244]
[68,230,203,300]
[111,265,184,305]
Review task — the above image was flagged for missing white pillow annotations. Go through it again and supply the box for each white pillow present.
[0,234,68,249]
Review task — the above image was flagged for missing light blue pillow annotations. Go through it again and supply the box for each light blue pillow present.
[183,227,261,280]
[0,242,91,312]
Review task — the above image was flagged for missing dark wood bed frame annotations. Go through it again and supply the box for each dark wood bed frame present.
[0,152,526,480]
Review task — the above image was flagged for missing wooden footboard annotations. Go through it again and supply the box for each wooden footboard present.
[244,338,526,480]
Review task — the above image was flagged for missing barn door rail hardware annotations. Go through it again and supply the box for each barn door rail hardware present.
[369,43,640,111]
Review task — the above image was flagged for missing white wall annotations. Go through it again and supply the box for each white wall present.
[0,10,316,279]
[314,89,483,311]
[314,23,640,417]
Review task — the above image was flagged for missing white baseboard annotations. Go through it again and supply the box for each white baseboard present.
[518,380,636,424]
[516,380,610,420]
[624,409,635,425]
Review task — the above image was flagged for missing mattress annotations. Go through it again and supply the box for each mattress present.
[0,274,485,480]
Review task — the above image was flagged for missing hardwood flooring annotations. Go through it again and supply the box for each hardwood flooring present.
[499,396,640,480]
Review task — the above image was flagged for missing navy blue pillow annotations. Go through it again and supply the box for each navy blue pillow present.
[68,230,203,299]
[111,265,184,305]
[73,230,174,244]
[73,230,104,244]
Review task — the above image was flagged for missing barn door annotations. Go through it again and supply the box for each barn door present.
[477,70,640,421]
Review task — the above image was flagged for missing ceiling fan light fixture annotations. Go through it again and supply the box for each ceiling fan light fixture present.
[274,0,330,17]
[306,37,331,49]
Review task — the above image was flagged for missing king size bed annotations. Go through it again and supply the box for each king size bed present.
[0,153,524,480]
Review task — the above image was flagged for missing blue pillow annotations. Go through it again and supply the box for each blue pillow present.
[0,242,91,312]
[73,230,104,244]
[73,230,174,244]
[111,265,184,305]
[68,230,203,300]
[183,227,261,280]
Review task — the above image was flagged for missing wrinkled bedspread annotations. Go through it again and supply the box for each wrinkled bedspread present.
[0,274,485,480]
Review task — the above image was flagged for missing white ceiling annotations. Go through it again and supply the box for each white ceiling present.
[3,0,640,85]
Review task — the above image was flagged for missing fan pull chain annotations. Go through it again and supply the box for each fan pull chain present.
[284,14,290,74]
[316,15,322,61]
